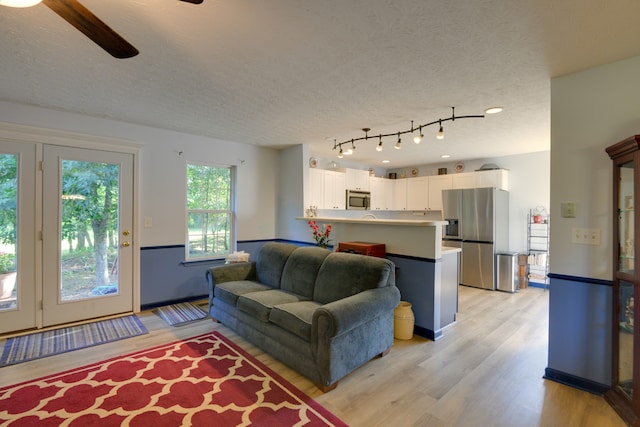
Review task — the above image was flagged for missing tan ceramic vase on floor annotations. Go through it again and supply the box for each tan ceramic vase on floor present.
[394,301,414,340]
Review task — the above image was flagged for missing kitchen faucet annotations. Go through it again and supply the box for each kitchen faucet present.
[362,213,377,219]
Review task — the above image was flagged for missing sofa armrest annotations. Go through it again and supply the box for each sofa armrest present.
[206,262,257,311]
[206,261,256,286]
[312,286,401,340]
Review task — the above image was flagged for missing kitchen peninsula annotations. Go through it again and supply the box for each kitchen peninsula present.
[298,216,461,340]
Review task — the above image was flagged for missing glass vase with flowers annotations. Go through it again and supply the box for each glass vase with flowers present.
[308,220,332,248]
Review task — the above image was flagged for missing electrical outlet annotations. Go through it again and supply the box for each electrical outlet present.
[572,227,601,245]
[572,227,582,243]
[588,228,601,245]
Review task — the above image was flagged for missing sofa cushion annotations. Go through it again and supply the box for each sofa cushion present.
[313,252,394,304]
[281,246,331,299]
[237,289,308,322]
[214,280,272,307]
[255,242,298,288]
[269,301,321,341]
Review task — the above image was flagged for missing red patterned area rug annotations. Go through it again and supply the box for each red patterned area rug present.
[0,331,347,427]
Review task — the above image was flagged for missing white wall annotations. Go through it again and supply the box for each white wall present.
[0,100,279,247]
[277,145,310,242]
[551,55,640,279]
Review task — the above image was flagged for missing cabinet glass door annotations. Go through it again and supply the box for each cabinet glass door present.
[619,162,634,273]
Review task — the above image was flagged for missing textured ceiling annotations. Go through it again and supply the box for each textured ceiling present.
[1,0,640,167]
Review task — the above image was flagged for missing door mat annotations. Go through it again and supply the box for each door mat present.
[153,302,208,326]
[0,331,348,426]
[0,315,147,367]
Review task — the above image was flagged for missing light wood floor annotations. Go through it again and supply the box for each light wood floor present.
[0,286,626,427]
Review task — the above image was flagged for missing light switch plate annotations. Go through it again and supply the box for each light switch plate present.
[561,202,576,218]
[144,217,153,228]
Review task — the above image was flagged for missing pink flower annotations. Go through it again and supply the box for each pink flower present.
[308,221,332,246]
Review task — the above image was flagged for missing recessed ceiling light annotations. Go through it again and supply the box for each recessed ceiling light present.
[484,107,503,114]
[382,160,390,163]
[441,154,451,159]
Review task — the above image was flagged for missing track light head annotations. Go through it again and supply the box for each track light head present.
[394,133,401,149]
[338,148,344,158]
[437,121,444,140]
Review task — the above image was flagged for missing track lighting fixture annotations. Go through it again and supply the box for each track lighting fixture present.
[332,106,486,157]
[437,120,444,140]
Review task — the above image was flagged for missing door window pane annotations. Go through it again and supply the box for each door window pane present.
[60,160,120,301]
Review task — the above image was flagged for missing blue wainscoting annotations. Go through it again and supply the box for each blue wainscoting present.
[140,239,312,308]
[140,245,219,308]
[545,273,613,395]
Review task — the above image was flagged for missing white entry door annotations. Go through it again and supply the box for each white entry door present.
[41,145,134,327]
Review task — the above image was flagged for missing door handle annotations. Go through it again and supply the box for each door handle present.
[121,241,130,248]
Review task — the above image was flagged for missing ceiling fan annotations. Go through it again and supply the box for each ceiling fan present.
[1,0,203,59]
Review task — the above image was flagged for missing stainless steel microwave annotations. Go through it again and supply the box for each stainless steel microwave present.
[346,190,370,210]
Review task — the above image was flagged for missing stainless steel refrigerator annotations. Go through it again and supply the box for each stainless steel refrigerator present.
[442,187,509,290]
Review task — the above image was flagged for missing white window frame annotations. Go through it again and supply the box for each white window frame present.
[185,162,236,261]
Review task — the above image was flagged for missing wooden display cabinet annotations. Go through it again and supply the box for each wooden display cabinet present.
[606,135,640,425]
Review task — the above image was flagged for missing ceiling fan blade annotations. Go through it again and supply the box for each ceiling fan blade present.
[42,0,138,59]
[180,0,204,4]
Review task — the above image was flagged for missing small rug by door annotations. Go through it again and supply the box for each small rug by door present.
[0,331,347,426]
[153,301,208,326]
[0,315,147,367]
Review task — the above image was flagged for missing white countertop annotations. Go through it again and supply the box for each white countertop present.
[298,216,447,226]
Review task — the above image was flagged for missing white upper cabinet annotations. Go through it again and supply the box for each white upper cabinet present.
[323,170,346,209]
[406,176,429,210]
[452,172,475,189]
[428,175,453,211]
[345,168,370,191]
[308,168,324,208]
[370,177,393,210]
[392,179,408,210]
[474,169,509,190]
[451,169,509,191]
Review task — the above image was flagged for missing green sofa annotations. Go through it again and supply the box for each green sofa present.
[206,242,400,391]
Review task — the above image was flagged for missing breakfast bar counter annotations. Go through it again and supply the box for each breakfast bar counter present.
[298,217,447,259]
